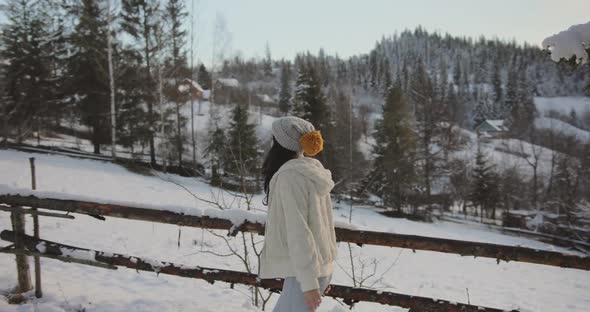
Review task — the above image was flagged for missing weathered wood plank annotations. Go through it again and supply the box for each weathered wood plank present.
[1,193,589,270]
[0,230,516,312]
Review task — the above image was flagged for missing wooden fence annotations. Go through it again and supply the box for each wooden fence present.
[0,230,514,312]
[2,194,588,271]
[2,192,589,310]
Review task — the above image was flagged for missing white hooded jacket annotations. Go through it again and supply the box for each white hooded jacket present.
[259,156,338,291]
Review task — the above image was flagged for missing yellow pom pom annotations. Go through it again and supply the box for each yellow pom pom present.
[299,130,323,156]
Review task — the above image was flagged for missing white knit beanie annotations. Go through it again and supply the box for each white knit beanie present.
[271,116,316,152]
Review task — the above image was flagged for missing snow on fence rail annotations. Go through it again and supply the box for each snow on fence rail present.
[1,191,589,271]
[0,230,516,312]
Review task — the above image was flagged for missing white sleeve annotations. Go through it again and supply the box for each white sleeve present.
[276,173,321,291]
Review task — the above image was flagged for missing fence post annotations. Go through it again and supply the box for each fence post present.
[11,210,32,294]
[29,157,42,298]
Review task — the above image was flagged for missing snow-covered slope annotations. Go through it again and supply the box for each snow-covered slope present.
[453,128,557,179]
[534,96,590,115]
[535,117,590,142]
[1,149,589,312]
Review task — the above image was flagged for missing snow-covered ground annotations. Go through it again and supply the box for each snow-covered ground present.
[22,100,279,165]
[534,96,590,115]
[535,117,590,142]
[1,149,589,312]
[453,130,557,180]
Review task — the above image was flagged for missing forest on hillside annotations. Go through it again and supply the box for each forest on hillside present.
[1,0,589,239]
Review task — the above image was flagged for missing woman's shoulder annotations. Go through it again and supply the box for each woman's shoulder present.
[284,157,324,170]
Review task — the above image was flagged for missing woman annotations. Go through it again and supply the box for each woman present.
[259,116,338,312]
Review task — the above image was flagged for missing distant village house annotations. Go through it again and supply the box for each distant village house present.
[475,119,508,138]
[177,78,208,101]
[213,78,240,104]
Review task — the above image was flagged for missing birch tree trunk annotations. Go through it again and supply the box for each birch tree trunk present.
[107,0,116,160]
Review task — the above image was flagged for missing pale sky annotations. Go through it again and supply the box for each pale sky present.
[0,0,587,64]
[190,0,589,64]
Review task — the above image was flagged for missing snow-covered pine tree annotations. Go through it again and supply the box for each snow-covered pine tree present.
[491,57,503,106]
[120,0,161,165]
[503,59,519,119]
[163,0,189,166]
[225,103,258,180]
[368,49,379,91]
[41,1,70,132]
[116,46,153,154]
[551,153,582,221]
[317,48,330,87]
[292,63,329,131]
[278,61,291,115]
[447,81,466,127]
[409,58,443,197]
[507,65,537,137]
[453,58,462,85]
[1,0,57,143]
[67,0,110,154]
[472,89,495,126]
[368,81,416,210]
[204,123,226,185]
[469,143,500,220]
[197,64,212,90]
[263,42,273,78]
[326,88,365,192]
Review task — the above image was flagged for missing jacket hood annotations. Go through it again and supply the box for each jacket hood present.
[274,157,335,195]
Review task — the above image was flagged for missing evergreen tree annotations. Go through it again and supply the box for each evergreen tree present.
[369,49,378,89]
[292,64,329,131]
[469,144,500,220]
[41,1,69,130]
[453,59,462,85]
[447,82,466,126]
[472,89,495,126]
[491,57,503,104]
[503,64,518,118]
[568,109,579,127]
[225,103,258,178]
[409,59,443,196]
[278,61,291,115]
[382,63,392,97]
[438,58,449,100]
[163,0,189,166]
[317,48,330,87]
[369,81,416,210]
[551,154,582,221]
[116,48,152,153]
[121,0,161,164]
[197,64,212,89]
[473,55,488,84]
[401,59,410,92]
[507,67,537,137]
[205,123,226,185]
[326,88,365,192]
[1,0,56,142]
[67,0,110,154]
[263,42,273,78]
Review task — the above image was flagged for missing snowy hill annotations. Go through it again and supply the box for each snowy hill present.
[1,149,589,312]
[534,96,590,115]
[535,117,590,142]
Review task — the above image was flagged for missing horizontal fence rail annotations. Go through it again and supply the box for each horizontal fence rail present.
[1,193,589,271]
[0,230,517,312]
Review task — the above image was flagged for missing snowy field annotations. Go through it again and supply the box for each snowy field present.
[1,149,590,312]
[535,117,590,142]
[22,100,277,164]
[534,96,590,115]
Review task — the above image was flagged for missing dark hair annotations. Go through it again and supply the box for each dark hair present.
[262,137,298,205]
